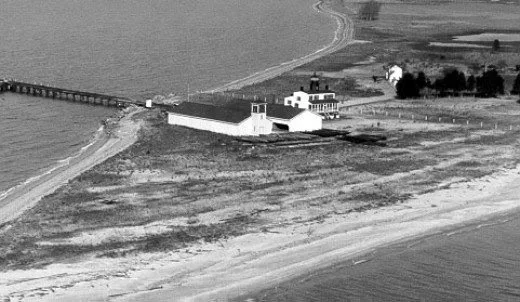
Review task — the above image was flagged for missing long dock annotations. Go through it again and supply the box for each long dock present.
[0,79,144,107]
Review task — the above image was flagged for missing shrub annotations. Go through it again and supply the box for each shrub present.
[396,73,420,99]
[467,75,476,92]
[476,69,504,97]
[511,72,520,95]
[493,39,500,52]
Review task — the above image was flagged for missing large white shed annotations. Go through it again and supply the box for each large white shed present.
[167,101,322,136]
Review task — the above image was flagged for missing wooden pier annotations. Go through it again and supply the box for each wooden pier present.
[0,79,144,107]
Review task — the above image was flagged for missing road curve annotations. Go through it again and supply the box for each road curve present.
[206,0,355,93]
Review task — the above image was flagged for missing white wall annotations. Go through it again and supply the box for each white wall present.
[269,110,322,132]
[284,91,336,111]
[251,112,273,135]
[285,91,310,109]
[287,110,322,131]
[387,66,403,87]
[167,113,273,136]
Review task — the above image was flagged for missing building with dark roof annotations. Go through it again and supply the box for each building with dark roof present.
[283,73,340,119]
[167,100,322,136]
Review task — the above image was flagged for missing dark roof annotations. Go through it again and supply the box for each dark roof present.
[309,98,339,104]
[170,102,250,124]
[306,89,335,94]
[169,100,308,123]
[266,103,306,120]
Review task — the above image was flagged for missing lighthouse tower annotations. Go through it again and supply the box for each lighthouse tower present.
[310,72,320,92]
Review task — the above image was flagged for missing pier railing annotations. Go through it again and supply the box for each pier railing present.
[0,79,144,108]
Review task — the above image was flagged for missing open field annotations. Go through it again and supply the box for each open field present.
[3,95,520,299]
[2,0,520,300]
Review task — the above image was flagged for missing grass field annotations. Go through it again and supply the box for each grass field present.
[2,94,520,270]
[1,0,520,272]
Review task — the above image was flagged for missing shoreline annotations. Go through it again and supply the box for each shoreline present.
[131,166,520,302]
[3,161,519,301]
[204,0,354,93]
[0,106,144,228]
[3,1,520,301]
[0,124,105,203]
[0,0,350,226]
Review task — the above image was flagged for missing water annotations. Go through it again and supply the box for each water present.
[0,0,334,197]
[238,211,520,301]
[0,0,334,99]
[0,94,116,195]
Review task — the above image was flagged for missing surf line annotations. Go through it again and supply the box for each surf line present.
[202,0,354,94]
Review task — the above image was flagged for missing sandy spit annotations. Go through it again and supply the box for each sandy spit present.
[1,164,520,301]
[0,107,144,227]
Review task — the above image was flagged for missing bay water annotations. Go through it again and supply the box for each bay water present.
[238,211,520,301]
[0,0,334,196]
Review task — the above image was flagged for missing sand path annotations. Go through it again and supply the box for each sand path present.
[205,0,355,93]
[0,107,144,227]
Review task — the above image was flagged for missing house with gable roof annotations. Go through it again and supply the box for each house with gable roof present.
[283,73,339,119]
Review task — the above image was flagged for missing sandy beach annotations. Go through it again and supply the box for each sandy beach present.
[206,0,355,93]
[2,162,520,301]
[2,0,520,300]
[0,107,144,228]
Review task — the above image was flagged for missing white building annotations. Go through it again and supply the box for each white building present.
[167,100,322,136]
[386,65,403,87]
[283,74,339,119]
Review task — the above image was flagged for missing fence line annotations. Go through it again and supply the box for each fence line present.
[342,107,518,131]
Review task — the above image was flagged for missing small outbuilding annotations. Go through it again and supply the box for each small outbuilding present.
[386,65,403,87]
[167,100,322,136]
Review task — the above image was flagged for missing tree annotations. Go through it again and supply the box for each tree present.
[493,39,500,52]
[415,72,428,90]
[467,75,476,92]
[511,72,520,95]
[396,73,420,99]
[439,69,466,94]
[433,78,446,94]
[476,69,504,97]
[456,71,467,92]
[358,0,382,21]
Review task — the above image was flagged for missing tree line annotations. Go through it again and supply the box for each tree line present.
[396,69,519,99]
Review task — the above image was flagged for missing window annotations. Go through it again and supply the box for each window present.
[287,100,292,105]
[297,96,301,101]
[309,105,312,109]
[259,104,265,113]
[295,103,299,108]
[252,105,258,113]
